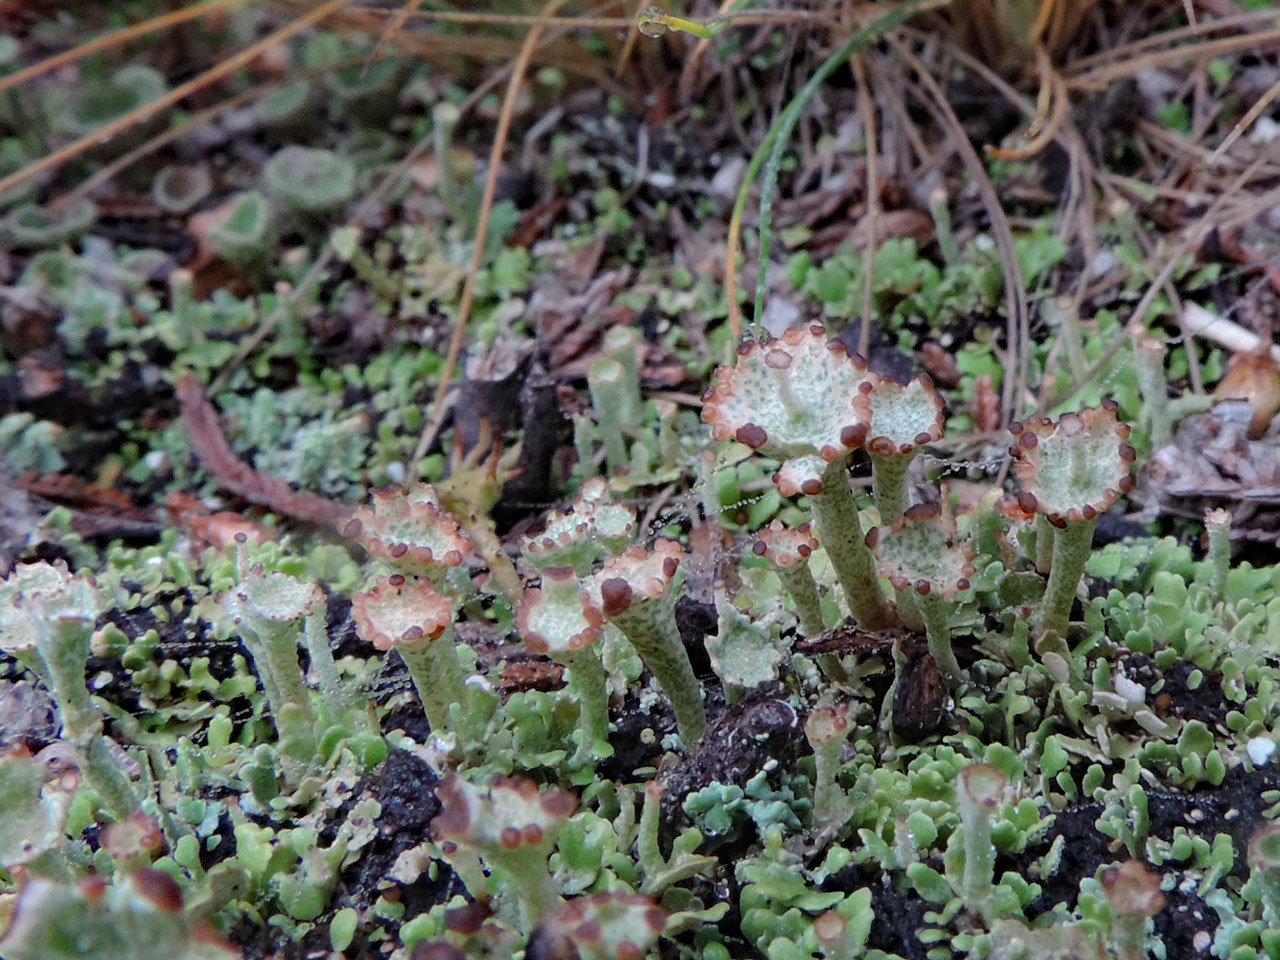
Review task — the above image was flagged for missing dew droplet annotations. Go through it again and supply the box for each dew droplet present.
[637,5,667,38]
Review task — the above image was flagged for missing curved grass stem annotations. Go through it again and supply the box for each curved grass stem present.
[725,0,936,339]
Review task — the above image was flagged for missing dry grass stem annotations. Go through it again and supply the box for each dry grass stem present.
[405,0,572,490]
[889,35,1028,429]
[0,0,356,200]
[1208,74,1280,167]
[0,0,253,97]
[853,52,879,359]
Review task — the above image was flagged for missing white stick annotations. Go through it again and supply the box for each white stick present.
[1182,302,1280,365]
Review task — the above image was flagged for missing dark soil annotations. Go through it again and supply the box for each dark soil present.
[231,748,453,960]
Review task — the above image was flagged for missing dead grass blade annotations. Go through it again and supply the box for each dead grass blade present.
[1070,27,1280,88]
[1207,73,1280,167]
[59,55,373,205]
[1039,131,1280,415]
[0,0,253,97]
[1070,7,1280,72]
[352,5,632,31]
[210,3,606,395]
[363,0,425,74]
[889,34,1028,428]
[403,0,572,489]
[725,0,943,340]
[0,0,356,201]
[985,64,1067,160]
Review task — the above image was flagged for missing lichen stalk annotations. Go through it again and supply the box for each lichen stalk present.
[868,451,912,526]
[1205,507,1231,606]
[1039,517,1097,640]
[607,600,706,746]
[894,585,925,632]
[918,592,962,684]
[955,764,1006,921]
[239,621,316,761]
[809,461,892,630]
[431,775,576,934]
[1248,824,1280,926]
[587,357,631,472]
[33,616,138,820]
[302,604,361,728]
[1100,861,1165,960]
[563,648,611,763]
[396,627,468,737]
[1034,514,1054,574]
[776,563,826,636]
[637,780,663,878]
[805,705,853,834]
[494,843,563,927]
[1133,333,1173,447]
[602,325,646,428]
[83,736,140,824]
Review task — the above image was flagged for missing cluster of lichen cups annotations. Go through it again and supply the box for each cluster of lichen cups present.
[345,327,1139,769]
[702,323,1137,686]
[344,478,706,756]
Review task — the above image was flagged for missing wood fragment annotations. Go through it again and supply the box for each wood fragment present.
[175,373,353,530]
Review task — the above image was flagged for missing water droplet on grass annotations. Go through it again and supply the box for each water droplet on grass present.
[638,6,667,38]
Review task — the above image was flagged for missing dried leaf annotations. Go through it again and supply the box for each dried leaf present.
[971,373,1001,432]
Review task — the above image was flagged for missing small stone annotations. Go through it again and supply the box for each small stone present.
[1247,736,1276,767]
[1114,673,1145,705]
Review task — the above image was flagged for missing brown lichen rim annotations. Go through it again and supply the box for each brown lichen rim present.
[803,701,851,744]
[350,573,453,651]
[752,519,819,569]
[700,323,871,457]
[514,567,606,656]
[865,501,976,601]
[345,485,474,570]
[432,773,577,849]
[594,540,685,616]
[534,892,667,960]
[1007,399,1135,525]
[854,373,946,457]
[772,455,831,499]
[520,477,636,557]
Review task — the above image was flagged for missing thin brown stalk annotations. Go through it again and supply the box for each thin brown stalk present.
[353,6,631,30]
[678,0,740,96]
[985,66,1067,160]
[59,55,371,205]
[0,0,253,97]
[404,0,572,490]
[1070,8,1280,71]
[1040,131,1280,414]
[614,0,643,79]
[212,2,607,394]
[1070,28,1280,88]
[890,35,1028,429]
[1139,119,1280,176]
[1207,74,1280,167]
[852,53,879,359]
[0,0,355,201]
[363,0,426,74]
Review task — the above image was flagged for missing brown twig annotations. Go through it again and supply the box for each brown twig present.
[175,374,353,531]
